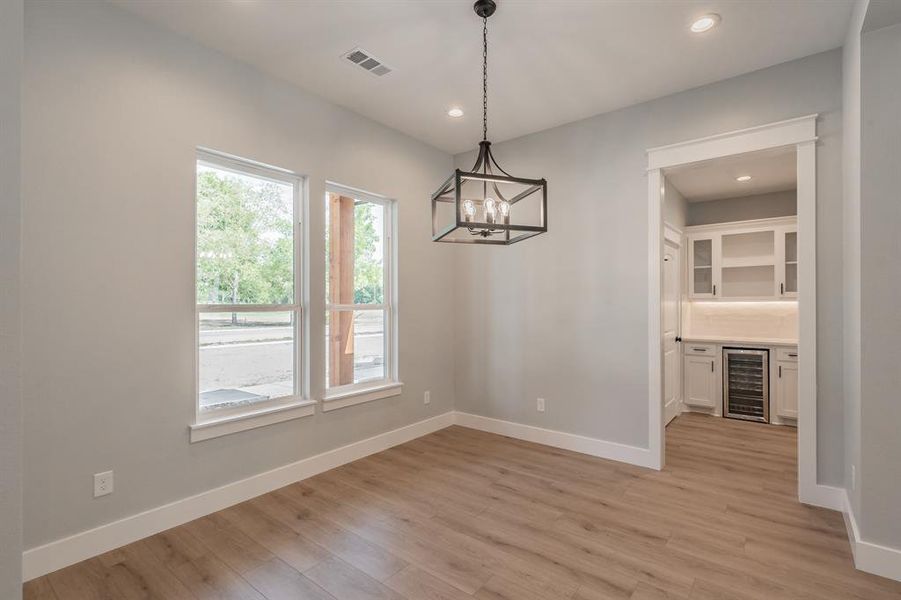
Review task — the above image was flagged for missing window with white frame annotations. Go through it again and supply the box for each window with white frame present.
[324,184,399,406]
[195,151,305,424]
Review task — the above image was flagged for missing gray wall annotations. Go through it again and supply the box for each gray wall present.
[859,19,901,550]
[686,190,796,226]
[0,0,23,596]
[662,178,687,230]
[453,50,845,485]
[22,1,455,548]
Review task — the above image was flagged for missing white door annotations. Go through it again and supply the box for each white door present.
[663,239,682,425]
[776,361,799,418]
[685,355,717,408]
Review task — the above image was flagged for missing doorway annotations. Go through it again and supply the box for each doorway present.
[645,115,838,510]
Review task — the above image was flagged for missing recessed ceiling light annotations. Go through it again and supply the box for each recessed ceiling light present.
[447,107,464,118]
[736,175,752,182]
[690,13,721,33]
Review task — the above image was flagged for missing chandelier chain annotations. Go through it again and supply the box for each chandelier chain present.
[482,15,488,142]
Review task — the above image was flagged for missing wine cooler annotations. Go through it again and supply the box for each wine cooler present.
[723,348,769,423]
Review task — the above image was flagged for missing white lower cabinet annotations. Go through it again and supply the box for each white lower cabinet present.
[681,342,797,424]
[684,354,718,409]
[774,349,799,419]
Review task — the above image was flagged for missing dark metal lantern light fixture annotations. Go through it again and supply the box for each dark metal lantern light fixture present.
[431,0,547,245]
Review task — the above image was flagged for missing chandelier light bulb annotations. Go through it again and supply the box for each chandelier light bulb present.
[498,199,510,218]
[484,197,497,224]
[462,199,476,221]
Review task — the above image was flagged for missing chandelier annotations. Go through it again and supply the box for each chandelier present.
[431,0,548,245]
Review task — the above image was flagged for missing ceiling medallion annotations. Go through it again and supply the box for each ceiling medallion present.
[431,0,548,245]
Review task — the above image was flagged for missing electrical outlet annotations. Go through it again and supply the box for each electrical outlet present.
[537,397,546,412]
[94,471,114,498]
[424,390,431,405]
[851,465,856,490]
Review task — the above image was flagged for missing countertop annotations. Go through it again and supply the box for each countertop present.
[682,335,798,347]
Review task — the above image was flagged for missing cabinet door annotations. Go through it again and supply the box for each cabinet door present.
[684,354,717,408]
[689,235,720,299]
[778,226,798,298]
[775,360,798,418]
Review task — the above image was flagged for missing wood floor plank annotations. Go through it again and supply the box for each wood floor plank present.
[24,414,901,600]
[182,513,274,575]
[304,556,404,600]
[244,557,336,600]
[219,500,330,572]
[474,573,575,600]
[384,565,474,600]
[46,558,121,600]
[252,490,408,582]
[142,527,265,600]
[95,542,196,600]
[22,578,59,600]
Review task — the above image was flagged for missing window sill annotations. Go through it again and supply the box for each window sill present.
[190,398,316,443]
[321,381,403,412]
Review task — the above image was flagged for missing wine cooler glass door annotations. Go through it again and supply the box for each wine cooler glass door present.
[723,348,769,423]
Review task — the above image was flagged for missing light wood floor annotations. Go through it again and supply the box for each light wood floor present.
[24,413,901,599]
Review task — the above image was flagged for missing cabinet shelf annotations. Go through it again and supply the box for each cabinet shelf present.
[721,257,776,269]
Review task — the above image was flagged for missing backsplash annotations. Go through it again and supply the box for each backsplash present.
[683,301,798,340]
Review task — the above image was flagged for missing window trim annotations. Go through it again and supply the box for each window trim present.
[323,182,401,408]
[192,149,310,441]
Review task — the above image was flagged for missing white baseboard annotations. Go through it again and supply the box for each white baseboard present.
[842,490,901,582]
[22,411,455,581]
[800,483,845,511]
[453,412,657,469]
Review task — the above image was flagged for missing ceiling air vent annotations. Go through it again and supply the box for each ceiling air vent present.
[343,47,393,77]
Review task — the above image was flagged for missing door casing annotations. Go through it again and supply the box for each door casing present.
[645,114,835,511]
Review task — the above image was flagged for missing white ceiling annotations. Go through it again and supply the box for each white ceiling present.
[864,0,901,32]
[111,0,854,154]
[665,146,797,202]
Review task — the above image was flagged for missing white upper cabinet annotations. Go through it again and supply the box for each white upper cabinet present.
[686,217,797,301]
[689,235,718,298]
[778,226,798,298]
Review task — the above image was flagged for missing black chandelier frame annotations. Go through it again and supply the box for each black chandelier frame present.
[430,0,548,246]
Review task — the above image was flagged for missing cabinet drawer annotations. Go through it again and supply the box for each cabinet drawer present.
[776,347,798,362]
[685,343,717,356]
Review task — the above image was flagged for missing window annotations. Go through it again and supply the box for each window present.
[324,183,399,409]
[192,150,311,441]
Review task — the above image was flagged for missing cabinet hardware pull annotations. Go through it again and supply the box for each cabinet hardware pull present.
[788,353,797,357]
[713,284,716,296]
[781,283,784,295]
[779,365,782,378]
[711,361,715,373]
[693,348,706,352]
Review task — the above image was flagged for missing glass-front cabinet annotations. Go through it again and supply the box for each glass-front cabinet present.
[689,236,718,298]
[779,227,798,298]
[686,217,798,301]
